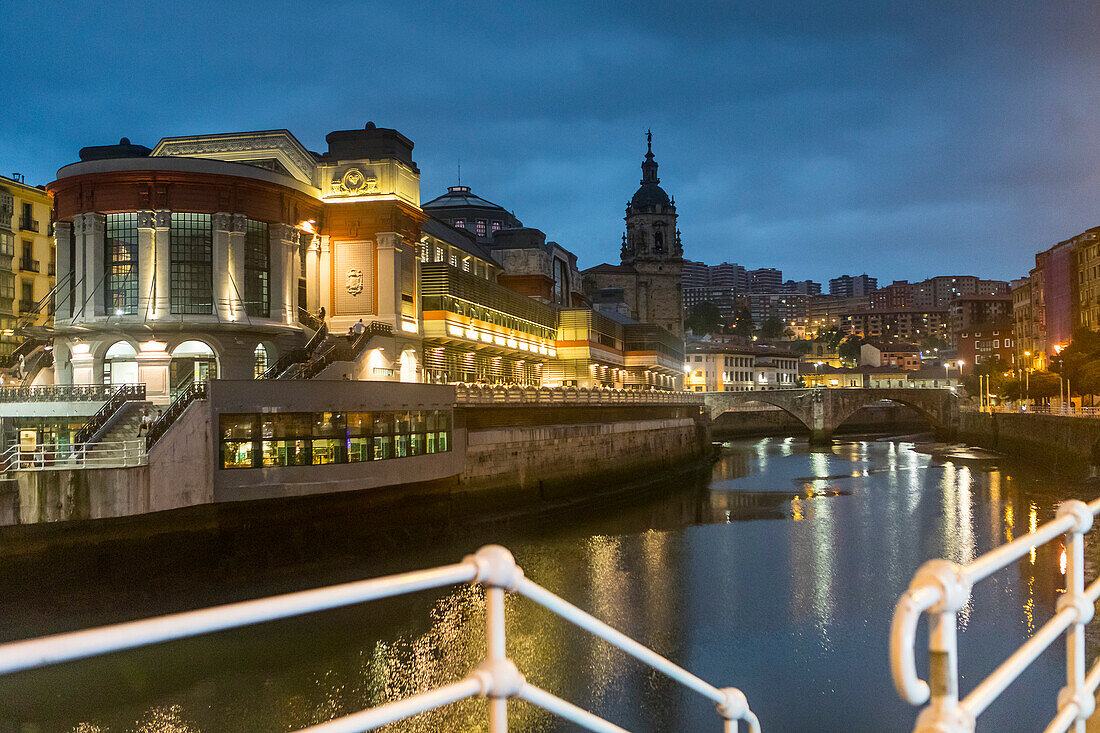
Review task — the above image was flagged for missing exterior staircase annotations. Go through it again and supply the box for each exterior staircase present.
[97,401,154,443]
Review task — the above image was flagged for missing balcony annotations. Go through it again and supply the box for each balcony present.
[47,263,55,276]
[18,217,38,233]
[17,300,34,313]
[20,259,39,273]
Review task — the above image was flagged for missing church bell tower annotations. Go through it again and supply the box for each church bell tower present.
[623,131,683,336]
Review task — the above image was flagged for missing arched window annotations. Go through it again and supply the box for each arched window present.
[103,340,138,386]
[170,340,217,395]
[399,350,419,383]
[254,344,269,379]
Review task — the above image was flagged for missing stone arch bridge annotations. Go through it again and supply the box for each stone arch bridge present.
[704,388,959,443]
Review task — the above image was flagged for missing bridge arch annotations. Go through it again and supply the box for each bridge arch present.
[710,393,815,433]
[831,397,943,433]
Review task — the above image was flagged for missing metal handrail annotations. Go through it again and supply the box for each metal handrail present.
[145,380,207,450]
[297,306,324,331]
[294,323,390,380]
[0,384,119,403]
[890,498,1100,732]
[0,337,51,370]
[260,347,308,379]
[73,383,146,445]
[0,545,760,732]
[0,440,147,472]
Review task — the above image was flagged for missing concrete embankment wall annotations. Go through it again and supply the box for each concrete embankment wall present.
[457,404,709,506]
[958,411,1100,476]
[0,395,711,544]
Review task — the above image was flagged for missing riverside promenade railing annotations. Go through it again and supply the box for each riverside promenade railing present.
[965,404,1100,418]
[0,545,760,732]
[0,440,146,472]
[891,498,1100,733]
[454,384,705,406]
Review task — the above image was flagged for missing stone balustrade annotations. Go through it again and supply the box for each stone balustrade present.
[452,383,704,406]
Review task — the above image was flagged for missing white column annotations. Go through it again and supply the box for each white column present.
[153,210,171,317]
[53,221,72,324]
[268,224,287,324]
[84,213,106,318]
[305,235,320,312]
[319,235,332,316]
[212,213,235,321]
[375,232,404,330]
[269,223,299,325]
[137,211,156,321]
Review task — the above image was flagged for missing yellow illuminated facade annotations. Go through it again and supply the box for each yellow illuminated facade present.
[0,174,55,355]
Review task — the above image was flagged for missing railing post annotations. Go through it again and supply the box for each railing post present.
[910,560,974,733]
[487,585,507,732]
[1056,500,1094,732]
[466,545,525,733]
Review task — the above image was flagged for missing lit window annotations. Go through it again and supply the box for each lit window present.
[476,220,487,237]
[453,219,466,229]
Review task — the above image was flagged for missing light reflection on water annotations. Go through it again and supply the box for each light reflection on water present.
[1,437,1097,732]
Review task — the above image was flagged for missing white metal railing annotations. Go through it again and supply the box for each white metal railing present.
[890,498,1100,732]
[0,545,760,732]
[973,404,1100,418]
[0,440,147,472]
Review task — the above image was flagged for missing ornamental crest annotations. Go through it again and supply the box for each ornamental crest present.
[346,268,364,296]
[330,167,379,196]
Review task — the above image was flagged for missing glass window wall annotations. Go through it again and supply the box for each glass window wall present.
[219,409,452,469]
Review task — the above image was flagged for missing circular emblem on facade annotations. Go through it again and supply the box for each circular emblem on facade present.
[341,168,367,194]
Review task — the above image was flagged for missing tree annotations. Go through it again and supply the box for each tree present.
[685,302,724,336]
[759,316,784,339]
[789,340,813,355]
[839,336,864,363]
[731,307,753,338]
[814,327,845,350]
[1025,370,1061,400]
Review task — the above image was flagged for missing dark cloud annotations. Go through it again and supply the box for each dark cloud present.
[3,1,1098,283]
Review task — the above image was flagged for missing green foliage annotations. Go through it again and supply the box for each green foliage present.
[1052,328,1100,395]
[814,327,846,350]
[759,316,784,339]
[731,307,753,338]
[789,339,813,355]
[1025,370,1062,399]
[838,336,864,363]
[685,302,724,336]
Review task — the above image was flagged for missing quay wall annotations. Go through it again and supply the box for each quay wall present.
[958,411,1100,476]
[1,386,711,542]
[457,404,709,504]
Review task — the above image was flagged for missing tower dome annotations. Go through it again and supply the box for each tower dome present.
[628,131,673,213]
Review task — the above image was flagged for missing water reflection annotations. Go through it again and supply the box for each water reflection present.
[2,438,1097,732]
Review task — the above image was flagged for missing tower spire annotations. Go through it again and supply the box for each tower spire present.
[641,129,659,184]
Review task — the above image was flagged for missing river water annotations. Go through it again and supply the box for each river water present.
[1,436,1097,732]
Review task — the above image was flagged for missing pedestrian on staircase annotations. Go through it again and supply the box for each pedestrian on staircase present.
[16,354,25,381]
[137,409,151,437]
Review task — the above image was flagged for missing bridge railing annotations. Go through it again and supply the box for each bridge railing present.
[890,498,1100,733]
[0,545,760,733]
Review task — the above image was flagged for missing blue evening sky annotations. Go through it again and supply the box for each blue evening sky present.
[2,1,1098,284]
